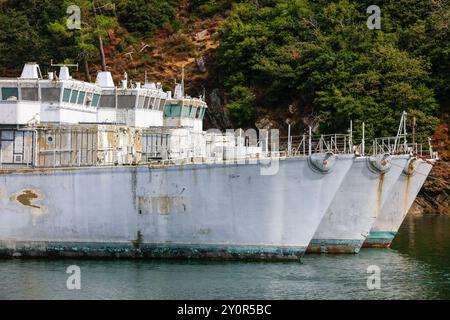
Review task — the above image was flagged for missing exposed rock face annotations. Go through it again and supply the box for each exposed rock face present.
[415,114,450,215]
[255,115,279,130]
[194,29,209,42]
[416,161,450,215]
[409,202,425,216]
[196,56,207,73]
[288,104,298,114]
[204,88,232,130]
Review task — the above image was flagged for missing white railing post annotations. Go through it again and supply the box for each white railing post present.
[287,124,292,157]
[362,122,365,156]
[308,126,312,156]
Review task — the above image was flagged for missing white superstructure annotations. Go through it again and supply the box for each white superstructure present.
[0,63,103,125]
[0,63,183,128]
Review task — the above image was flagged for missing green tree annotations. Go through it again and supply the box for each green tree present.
[217,0,440,139]
[0,10,42,75]
[226,86,257,128]
[116,0,178,37]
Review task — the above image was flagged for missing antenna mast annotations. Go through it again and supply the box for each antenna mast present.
[50,59,79,71]
[181,65,185,97]
[393,111,408,153]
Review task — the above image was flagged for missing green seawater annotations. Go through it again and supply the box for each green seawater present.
[0,214,449,300]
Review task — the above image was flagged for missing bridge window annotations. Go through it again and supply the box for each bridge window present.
[190,107,197,118]
[186,106,192,117]
[70,90,79,104]
[42,88,60,102]
[21,88,39,101]
[1,87,18,100]
[182,106,190,117]
[149,97,156,109]
[99,95,115,108]
[62,88,71,102]
[164,105,181,117]
[92,94,100,107]
[117,95,136,109]
[137,95,146,108]
[158,99,166,111]
[77,91,86,105]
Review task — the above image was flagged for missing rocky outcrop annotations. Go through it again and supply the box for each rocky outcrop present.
[415,114,450,215]
[416,161,450,215]
[204,88,232,130]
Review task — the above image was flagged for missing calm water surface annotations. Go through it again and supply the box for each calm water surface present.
[1,214,449,300]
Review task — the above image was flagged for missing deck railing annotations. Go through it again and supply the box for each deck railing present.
[0,126,439,169]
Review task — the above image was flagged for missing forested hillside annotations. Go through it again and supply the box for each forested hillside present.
[0,0,448,136]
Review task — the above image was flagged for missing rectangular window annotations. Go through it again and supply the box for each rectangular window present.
[1,130,14,140]
[190,107,197,118]
[92,94,100,107]
[117,95,136,109]
[21,88,39,101]
[171,106,181,117]
[181,106,189,117]
[164,105,181,117]
[1,87,19,100]
[42,88,61,102]
[99,95,115,108]
[70,90,79,104]
[196,108,202,119]
[77,91,86,105]
[138,96,145,108]
[62,88,71,102]
[158,99,166,111]
[149,97,156,109]
[164,105,171,117]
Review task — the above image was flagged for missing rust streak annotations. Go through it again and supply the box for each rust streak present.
[404,174,411,215]
[377,173,385,216]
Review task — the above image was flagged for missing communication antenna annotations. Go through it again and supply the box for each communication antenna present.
[393,111,408,153]
[349,120,353,151]
[50,59,79,71]
[181,65,185,97]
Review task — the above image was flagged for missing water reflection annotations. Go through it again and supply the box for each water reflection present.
[0,214,449,300]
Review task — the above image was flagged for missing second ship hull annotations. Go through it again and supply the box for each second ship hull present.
[307,155,409,254]
[363,159,433,248]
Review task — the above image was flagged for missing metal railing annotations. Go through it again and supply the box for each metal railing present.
[369,135,438,160]
[280,134,352,156]
[0,124,439,169]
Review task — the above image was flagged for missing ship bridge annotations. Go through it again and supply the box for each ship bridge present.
[0,63,101,125]
[163,83,208,132]
[0,63,172,128]
[96,71,169,128]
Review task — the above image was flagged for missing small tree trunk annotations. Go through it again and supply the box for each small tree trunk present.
[84,56,91,82]
[98,35,107,71]
[93,0,107,71]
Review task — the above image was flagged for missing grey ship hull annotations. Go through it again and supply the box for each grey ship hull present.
[363,159,433,248]
[307,155,409,253]
[0,156,353,260]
